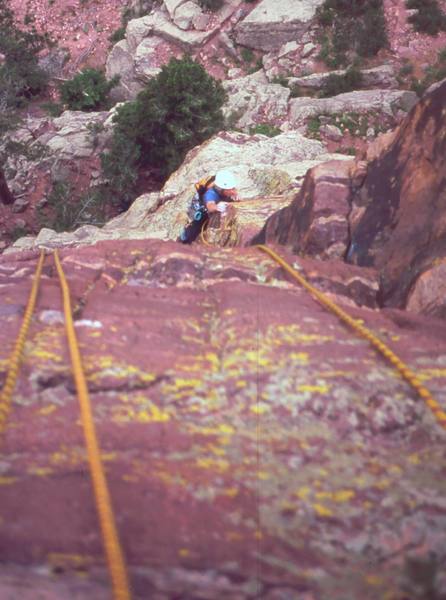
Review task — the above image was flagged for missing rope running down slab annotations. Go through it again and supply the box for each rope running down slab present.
[256,244,446,431]
[53,249,131,600]
[0,249,45,434]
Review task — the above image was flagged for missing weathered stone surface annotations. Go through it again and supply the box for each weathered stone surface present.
[406,259,446,318]
[124,3,238,51]
[10,197,29,213]
[7,129,351,252]
[106,39,142,101]
[134,37,166,81]
[289,89,418,128]
[347,79,446,316]
[223,70,290,129]
[254,159,355,260]
[234,0,325,51]
[1,239,446,599]
[163,0,187,19]
[153,131,350,241]
[41,110,112,159]
[319,123,342,141]
[38,47,70,78]
[105,2,243,99]
[172,1,202,30]
[289,65,398,93]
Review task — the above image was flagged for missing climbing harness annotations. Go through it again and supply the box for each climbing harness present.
[255,244,446,431]
[0,249,132,600]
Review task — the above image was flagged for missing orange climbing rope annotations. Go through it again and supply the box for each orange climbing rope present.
[255,244,446,431]
[53,249,131,600]
[0,249,45,434]
[0,249,131,600]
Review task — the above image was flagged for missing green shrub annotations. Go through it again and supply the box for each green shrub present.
[198,0,224,11]
[109,26,126,44]
[271,74,289,87]
[247,58,264,74]
[249,123,281,137]
[0,0,50,107]
[240,47,255,64]
[320,66,363,97]
[40,101,64,117]
[410,47,446,96]
[316,0,387,68]
[307,116,322,139]
[289,84,316,98]
[101,55,226,208]
[406,0,446,35]
[59,68,119,111]
[38,181,107,232]
[10,224,30,241]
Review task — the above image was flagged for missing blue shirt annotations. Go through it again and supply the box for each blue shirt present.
[203,187,224,206]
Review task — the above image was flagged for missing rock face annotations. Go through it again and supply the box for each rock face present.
[106,1,242,101]
[234,0,325,51]
[223,70,290,129]
[253,159,358,260]
[44,110,113,159]
[347,79,446,317]
[289,89,418,128]
[7,130,351,251]
[1,239,446,599]
[288,65,398,93]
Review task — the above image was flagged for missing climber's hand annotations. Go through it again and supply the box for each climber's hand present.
[216,202,228,213]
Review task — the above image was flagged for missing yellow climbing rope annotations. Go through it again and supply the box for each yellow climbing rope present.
[53,249,131,600]
[0,249,45,434]
[256,244,446,431]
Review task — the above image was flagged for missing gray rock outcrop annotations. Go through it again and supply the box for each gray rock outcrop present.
[8,130,350,251]
[106,2,242,101]
[289,65,398,93]
[289,89,418,128]
[223,71,290,129]
[234,0,324,51]
[43,111,113,159]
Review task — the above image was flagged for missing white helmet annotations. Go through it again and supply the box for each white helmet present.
[214,169,237,190]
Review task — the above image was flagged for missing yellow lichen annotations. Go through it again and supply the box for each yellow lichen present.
[313,503,333,517]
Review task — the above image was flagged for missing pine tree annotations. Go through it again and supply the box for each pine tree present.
[101,56,226,208]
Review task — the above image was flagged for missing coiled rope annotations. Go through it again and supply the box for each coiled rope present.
[255,244,446,431]
[53,249,131,600]
[0,249,45,433]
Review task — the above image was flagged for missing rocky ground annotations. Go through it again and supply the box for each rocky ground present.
[1,240,446,599]
[2,0,446,248]
[1,3,446,597]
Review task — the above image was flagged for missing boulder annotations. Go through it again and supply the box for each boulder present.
[234,0,325,51]
[41,111,112,159]
[222,70,290,129]
[406,259,446,318]
[347,79,446,317]
[106,2,242,100]
[254,159,355,260]
[124,3,238,51]
[289,89,418,128]
[134,37,170,82]
[38,48,70,78]
[289,65,398,93]
[172,1,203,30]
[105,40,141,102]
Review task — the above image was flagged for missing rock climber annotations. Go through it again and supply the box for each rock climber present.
[179,169,238,244]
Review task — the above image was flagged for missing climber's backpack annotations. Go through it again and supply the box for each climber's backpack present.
[187,175,215,220]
